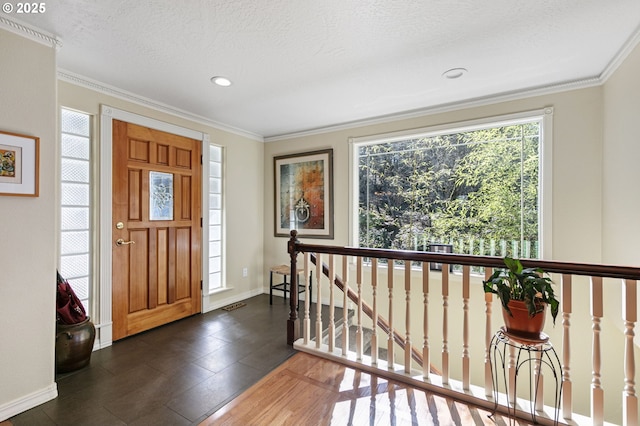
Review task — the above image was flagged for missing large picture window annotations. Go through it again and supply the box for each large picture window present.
[352,110,552,260]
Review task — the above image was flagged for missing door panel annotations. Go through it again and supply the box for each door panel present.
[112,119,202,340]
[128,228,149,312]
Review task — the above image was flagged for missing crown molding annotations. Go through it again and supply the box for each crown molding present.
[264,76,602,142]
[58,70,263,142]
[600,24,640,82]
[266,26,640,143]
[10,13,638,143]
[0,16,61,49]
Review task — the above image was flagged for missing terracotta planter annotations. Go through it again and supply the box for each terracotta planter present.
[55,318,96,373]
[502,300,547,342]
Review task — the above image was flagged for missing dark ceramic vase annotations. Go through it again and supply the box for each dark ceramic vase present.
[55,318,96,373]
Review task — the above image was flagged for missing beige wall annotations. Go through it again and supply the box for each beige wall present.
[262,50,640,423]
[1,39,264,418]
[601,41,640,423]
[0,29,58,417]
[58,81,266,315]
[264,88,604,267]
[603,42,640,264]
[2,17,639,423]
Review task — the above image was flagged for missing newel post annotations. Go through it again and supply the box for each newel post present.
[287,230,300,345]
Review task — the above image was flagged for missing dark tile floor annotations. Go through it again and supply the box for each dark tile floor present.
[9,294,297,426]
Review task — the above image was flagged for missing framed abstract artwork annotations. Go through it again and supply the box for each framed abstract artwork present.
[274,149,333,238]
[0,130,39,197]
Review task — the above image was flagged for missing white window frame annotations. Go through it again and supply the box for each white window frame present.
[348,108,554,259]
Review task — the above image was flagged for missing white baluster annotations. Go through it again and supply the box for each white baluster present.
[562,274,573,421]
[303,252,311,345]
[591,276,604,425]
[422,261,430,379]
[388,259,395,370]
[356,256,363,361]
[623,279,638,426]
[315,253,322,349]
[462,265,470,390]
[484,267,493,397]
[371,258,378,365]
[342,255,350,357]
[442,263,449,384]
[328,254,335,353]
[404,260,412,373]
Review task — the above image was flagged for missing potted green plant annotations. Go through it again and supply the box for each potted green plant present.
[483,257,559,340]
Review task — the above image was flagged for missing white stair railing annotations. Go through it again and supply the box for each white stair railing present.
[287,230,639,426]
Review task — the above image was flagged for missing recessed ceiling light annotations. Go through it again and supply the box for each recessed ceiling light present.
[442,68,468,79]
[210,76,232,87]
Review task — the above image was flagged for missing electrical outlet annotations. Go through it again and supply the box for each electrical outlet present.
[242,267,248,277]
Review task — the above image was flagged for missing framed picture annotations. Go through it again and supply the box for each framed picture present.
[274,149,333,238]
[0,130,39,197]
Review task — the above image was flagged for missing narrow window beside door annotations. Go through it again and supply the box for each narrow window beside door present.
[208,144,223,293]
[59,108,93,314]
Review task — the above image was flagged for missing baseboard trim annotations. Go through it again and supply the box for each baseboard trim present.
[202,288,264,313]
[0,383,57,422]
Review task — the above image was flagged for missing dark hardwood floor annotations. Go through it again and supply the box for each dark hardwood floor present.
[6,294,530,425]
[8,294,296,425]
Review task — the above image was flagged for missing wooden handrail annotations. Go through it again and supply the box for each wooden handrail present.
[287,229,640,348]
[286,231,640,425]
[293,241,640,280]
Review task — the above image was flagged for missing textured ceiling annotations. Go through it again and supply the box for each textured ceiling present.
[12,0,640,139]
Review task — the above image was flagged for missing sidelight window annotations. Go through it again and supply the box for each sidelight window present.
[208,144,224,293]
[59,108,93,314]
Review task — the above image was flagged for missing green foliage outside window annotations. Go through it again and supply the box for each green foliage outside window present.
[358,121,540,259]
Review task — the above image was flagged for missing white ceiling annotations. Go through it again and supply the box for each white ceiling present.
[11,0,640,140]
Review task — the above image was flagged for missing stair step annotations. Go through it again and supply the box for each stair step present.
[307,303,390,362]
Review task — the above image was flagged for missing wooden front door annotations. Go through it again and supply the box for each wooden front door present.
[112,119,202,340]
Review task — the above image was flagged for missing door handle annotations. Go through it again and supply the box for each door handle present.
[116,238,136,246]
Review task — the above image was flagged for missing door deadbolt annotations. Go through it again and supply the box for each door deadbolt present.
[116,222,124,230]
